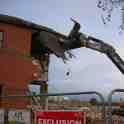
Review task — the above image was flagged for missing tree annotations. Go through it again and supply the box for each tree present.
[97,0,124,30]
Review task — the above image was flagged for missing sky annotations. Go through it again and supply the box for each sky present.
[1,0,124,100]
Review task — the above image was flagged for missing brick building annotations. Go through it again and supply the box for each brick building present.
[0,14,49,109]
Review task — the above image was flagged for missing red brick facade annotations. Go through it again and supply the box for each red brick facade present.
[0,22,41,108]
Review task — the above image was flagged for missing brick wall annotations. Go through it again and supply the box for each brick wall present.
[0,22,42,108]
[0,22,31,55]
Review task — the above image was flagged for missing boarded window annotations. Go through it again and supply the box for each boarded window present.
[0,85,2,95]
[0,32,3,48]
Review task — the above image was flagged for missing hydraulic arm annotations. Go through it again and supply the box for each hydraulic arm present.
[32,18,124,74]
[62,19,124,74]
[79,30,124,74]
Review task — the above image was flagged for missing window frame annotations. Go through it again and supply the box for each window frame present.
[0,30,5,48]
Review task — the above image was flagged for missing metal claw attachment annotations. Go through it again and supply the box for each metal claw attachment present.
[69,18,81,39]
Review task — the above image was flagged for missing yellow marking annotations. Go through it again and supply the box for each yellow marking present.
[81,40,86,47]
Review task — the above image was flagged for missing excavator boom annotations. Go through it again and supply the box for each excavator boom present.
[79,33,124,74]
[32,18,124,74]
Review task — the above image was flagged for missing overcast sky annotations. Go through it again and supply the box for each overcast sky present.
[1,0,124,100]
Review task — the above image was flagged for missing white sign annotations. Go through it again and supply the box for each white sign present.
[0,109,4,124]
[8,110,31,124]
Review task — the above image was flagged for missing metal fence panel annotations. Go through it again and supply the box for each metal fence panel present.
[107,89,124,124]
[0,91,105,124]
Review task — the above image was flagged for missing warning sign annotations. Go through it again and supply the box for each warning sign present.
[35,111,86,124]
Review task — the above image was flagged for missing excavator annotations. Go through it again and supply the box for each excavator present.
[32,18,124,115]
[32,18,124,75]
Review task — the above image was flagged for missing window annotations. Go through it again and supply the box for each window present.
[28,80,48,95]
[0,85,3,106]
[0,31,3,48]
[28,84,41,95]
[0,85,3,95]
